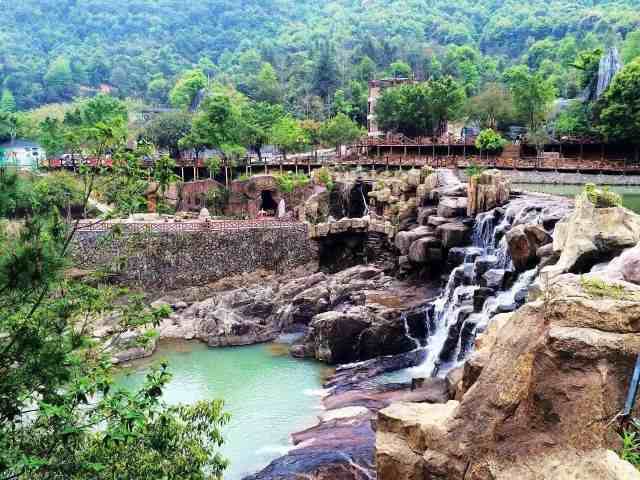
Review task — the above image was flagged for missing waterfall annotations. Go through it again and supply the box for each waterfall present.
[411,202,546,378]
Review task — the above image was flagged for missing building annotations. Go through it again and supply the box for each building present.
[0,140,45,171]
[367,78,416,137]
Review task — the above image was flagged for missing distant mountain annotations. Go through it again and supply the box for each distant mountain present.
[1,0,639,112]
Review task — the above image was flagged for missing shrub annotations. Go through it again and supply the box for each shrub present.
[315,167,334,191]
[274,172,310,193]
[475,128,507,153]
[466,163,486,179]
[620,420,640,468]
[583,183,622,208]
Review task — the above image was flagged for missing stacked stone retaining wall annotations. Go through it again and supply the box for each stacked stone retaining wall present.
[71,223,317,290]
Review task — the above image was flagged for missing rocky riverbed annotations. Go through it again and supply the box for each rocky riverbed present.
[96,167,640,479]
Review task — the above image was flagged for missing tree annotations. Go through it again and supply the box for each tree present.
[554,101,597,138]
[147,75,170,105]
[504,65,556,131]
[153,155,181,213]
[44,56,75,101]
[355,56,376,82]
[466,83,515,130]
[376,83,433,137]
[300,119,322,160]
[188,87,246,161]
[319,113,364,156]
[388,61,412,78]
[0,112,18,143]
[375,78,465,138]
[270,115,307,160]
[570,48,603,92]
[0,123,229,479]
[427,76,466,136]
[38,117,67,159]
[169,69,207,109]
[312,42,339,101]
[597,58,640,144]
[143,111,193,159]
[0,89,16,113]
[622,30,640,64]
[254,63,281,104]
[243,101,285,162]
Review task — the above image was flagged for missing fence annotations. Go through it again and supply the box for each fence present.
[75,218,305,234]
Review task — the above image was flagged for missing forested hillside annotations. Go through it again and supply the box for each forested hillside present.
[1,0,640,116]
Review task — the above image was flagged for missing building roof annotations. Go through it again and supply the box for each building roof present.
[0,139,42,149]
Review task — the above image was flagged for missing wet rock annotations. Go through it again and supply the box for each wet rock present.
[437,197,468,218]
[473,255,498,281]
[436,222,471,249]
[417,207,438,226]
[482,269,506,290]
[394,226,434,255]
[427,216,449,228]
[377,272,640,480]
[473,287,493,312]
[408,236,441,264]
[506,224,551,272]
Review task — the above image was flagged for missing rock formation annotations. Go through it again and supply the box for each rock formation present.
[467,169,511,217]
[376,200,640,479]
[151,265,433,364]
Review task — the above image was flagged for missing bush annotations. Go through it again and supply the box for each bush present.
[466,163,486,179]
[583,183,622,208]
[315,167,334,191]
[475,128,507,153]
[274,172,310,193]
[620,419,640,469]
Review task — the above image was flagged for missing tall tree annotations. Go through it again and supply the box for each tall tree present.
[143,111,193,159]
[169,69,207,109]
[597,58,640,145]
[44,56,75,102]
[504,65,556,131]
[243,101,285,162]
[0,119,230,479]
[0,89,16,113]
[254,63,281,104]
[466,83,515,130]
[312,42,339,101]
[319,113,364,155]
[270,115,307,160]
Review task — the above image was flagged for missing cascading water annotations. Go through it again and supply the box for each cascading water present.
[412,202,548,378]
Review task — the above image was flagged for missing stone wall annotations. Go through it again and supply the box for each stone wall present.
[71,224,317,290]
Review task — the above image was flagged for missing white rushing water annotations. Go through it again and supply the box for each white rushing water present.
[411,201,547,378]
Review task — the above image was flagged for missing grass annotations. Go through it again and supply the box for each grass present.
[620,420,640,469]
[580,276,640,301]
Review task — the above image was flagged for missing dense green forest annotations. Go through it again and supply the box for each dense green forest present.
[2,0,640,117]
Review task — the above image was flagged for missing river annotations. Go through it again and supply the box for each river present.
[116,339,328,480]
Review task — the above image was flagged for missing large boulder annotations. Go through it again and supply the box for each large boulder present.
[436,222,471,249]
[394,226,435,255]
[507,224,552,272]
[408,236,441,264]
[376,269,640,480]
[437,197,468,218]
[467,169,511,216]
[547,194,640,276]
